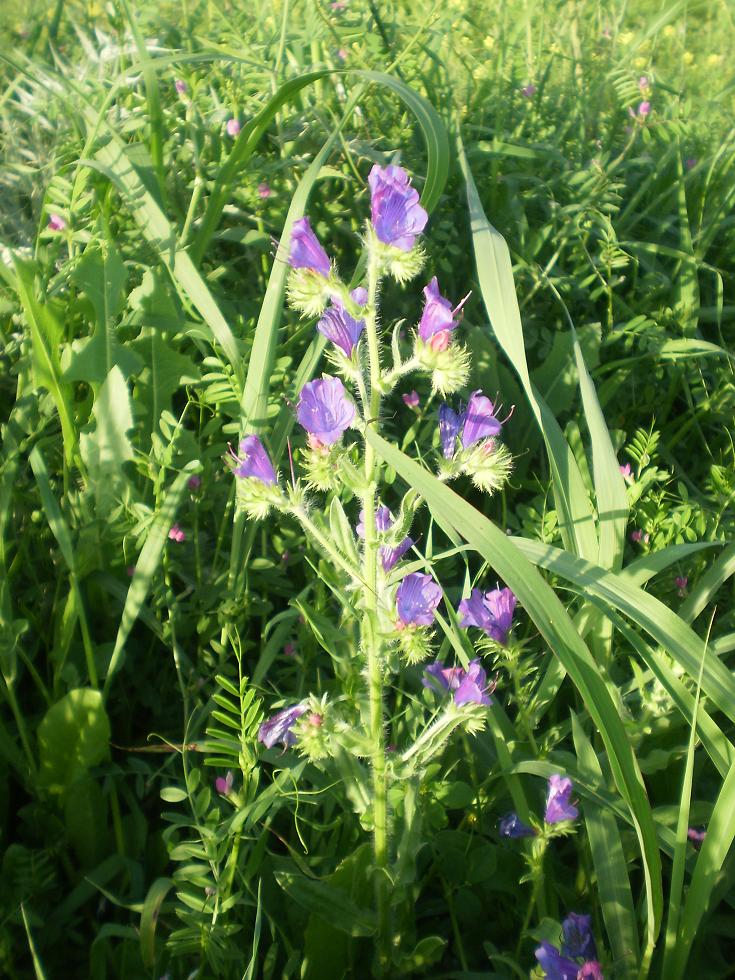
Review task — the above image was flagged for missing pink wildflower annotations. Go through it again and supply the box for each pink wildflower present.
[48,214,66,231]
[168,524,185,543]
[521,84,537,98]
[675,576,688,597]
[226,118,241,137]
[402,390,420,408]
[257,182,272,199]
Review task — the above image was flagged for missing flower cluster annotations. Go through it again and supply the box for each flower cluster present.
[438,391,513,492]
[500,774,579,840]
[535,912,604,979]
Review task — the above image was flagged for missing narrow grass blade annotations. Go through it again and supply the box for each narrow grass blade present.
[366,429,663,955]
[572,714,639,975]
[678,542,735,624]
[456,131,598,561]
[139,877,174,968]
[102,463,199,700]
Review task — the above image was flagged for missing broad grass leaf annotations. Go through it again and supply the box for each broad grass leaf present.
[38,688,110,796]
[79,366,134,518]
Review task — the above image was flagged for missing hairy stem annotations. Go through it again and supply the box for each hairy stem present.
[361,247,390,971]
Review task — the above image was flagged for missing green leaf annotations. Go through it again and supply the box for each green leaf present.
[38,688,110,796]
[572,715,639,975]
[276,870,376,938]
[139,877,174,968]
[64,242,141,384]
[13,257,77,465]
[79,366,134,517]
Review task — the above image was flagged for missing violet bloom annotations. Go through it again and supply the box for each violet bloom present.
[521,84,537,98]
[459,586,516,645]
[368,164,428,251]
[258,704,307,749]
[562,913,597,960]
[174,79,188,95]
[638,100,651,117]
[356,505,413,572]
[545,774,579,824]
[685,157,697,171]
[233,435,277,484]
[422,658,493,707]
[535,942,579,980]
[675,575,688,597]
[396,572,442,626]
[289,217,331,277]
[462,391,502,447]
[439,404,463,459]
[168,524,185,543]
[215,770,234,795]
[687,827,706,847]
[317,295,366,356]
[257,182,272,199]
[418,277,470,350]
[188,474,202,491]
[297,375,355,445]
[639,75,649,91]
[48,214,66,231]
[498,812,536,839]
[402,390,420,408]
[226,118,241,137]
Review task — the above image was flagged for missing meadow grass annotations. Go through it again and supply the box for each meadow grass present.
[0,0,734,977]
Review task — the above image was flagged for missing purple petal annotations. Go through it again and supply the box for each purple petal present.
[439,404,463,459]
[234,435,277,484]
[458,588,494,631]
[418,277,457,341]
[368,164,428,251]
[317,303,365,356]
[381,536,413,571]
[545,774,579,824]
[461,390,502,447]
[453,659,493,706]
[498,812,536,838]
[535,942,580,980]
[297,375,355,445]
[396,572,442,626]
[258,704,307,749]
[561,913,597,960]
[289,217,331,277]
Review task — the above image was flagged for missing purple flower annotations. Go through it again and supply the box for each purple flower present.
[258,182,272,199]
[459,586,516,644]
[578,963,604,980]
[454,659,494,706]
[188,474,202,491]
[48,214,66,231]
[396,572,442,626]
[226,118,241,137]
[402,390,420,408]
[675,575,688,596]
[685,157,697,171]
[687,827,706,847]
[418,277,470,350]
[545,774,579,824]
[168,524,185,543]
[297,376,355,445]
[422,661,465,692]
[356,505,413,571]
[215,770,234,795]
[562,913,597,960]
[422,659,493,707]
[639,75,650,91]
[498,812,536,838]
[174,79,188,95]
[317,301,366,356]
[521,84,537,98]
[368,164,428,251]
[439,404,463,459]
[258,704,307,749]
[289,217,331,277]
[620,463,632,479]
[233,435,277,484]
[535,942,580,980]
[638,100,651,117]
[462,391,502,447]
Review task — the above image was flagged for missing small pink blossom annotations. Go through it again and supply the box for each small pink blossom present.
[687,827,706,847]
[620,463,632,480]
[337,48,348,61]
[257,182,272,199]
[48,214,66,231]
[215,771,234,795]
[331,0,347,9]
[168,523,185,543]
[675,575,688,597]
[638,75,650,92]
[428,329,452,352]
[630,529,649,544]
[281,550,290,563]
[685,157,697,170]
[402,390,420,408]
[174,79,188,95]
[307,712,323,727]
[187,475,202,491]
[520,84,537,98]
[226,118,241,137]
[283,642,297,657]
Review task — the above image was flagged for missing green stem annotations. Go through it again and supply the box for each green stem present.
[361,247,390,972]
[290,505,361,583]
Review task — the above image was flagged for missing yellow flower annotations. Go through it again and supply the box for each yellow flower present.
[707,53,723,67]
[483,35,496,50]
[663,25,676,38]
[683,51,694,65]
[634,56,647,69]
[619,30,634,45]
